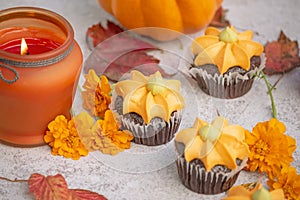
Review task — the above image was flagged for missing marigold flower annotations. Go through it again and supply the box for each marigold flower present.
[268,166,300,200]
[44,115,88,160]
[77,110,133,155]
[74,111,102,151]
[245,118,296,179]
[81,69,111,119]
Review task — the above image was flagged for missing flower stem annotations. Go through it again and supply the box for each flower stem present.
[77,85,83,92]
[260,71,277,119]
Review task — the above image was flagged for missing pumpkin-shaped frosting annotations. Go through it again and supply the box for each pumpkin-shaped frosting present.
[223,183,285,200]
[191,26,264,74]
[175,116,249,171]
[114,70,185,124]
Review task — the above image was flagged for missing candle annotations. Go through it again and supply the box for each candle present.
[0,38,61,55]
[0,7,83,146]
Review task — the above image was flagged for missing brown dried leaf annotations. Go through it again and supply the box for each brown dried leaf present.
[209,6,230,28]
[264,31,300,75]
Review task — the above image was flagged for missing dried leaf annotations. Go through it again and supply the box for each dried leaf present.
[85,21,167,82]
[264,30,300,75]
[86,21,123,49]
[28,173,107,200]
[70,189,107,200]
[28,173,71,200]
[209,6,230,28]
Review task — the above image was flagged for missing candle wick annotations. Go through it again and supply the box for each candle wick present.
[20,38,29,55]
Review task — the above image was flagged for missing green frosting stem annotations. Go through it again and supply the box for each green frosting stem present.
[219,27,238,43]
[199,116,225,142]
[252,187,272,200]
[147,77,167,95]
[199,124,221,143]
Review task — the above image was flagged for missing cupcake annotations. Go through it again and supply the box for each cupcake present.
[113,70,185,146]
[189,26,265,99]
[175,116,249,194]
[223,183,285,200]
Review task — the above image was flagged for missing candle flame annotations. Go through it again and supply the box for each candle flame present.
[21,38,28,55]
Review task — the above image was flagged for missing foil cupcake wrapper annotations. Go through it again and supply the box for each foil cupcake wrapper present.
[189,54,266,99]
[121,110,182,146]
[175,156,247,194]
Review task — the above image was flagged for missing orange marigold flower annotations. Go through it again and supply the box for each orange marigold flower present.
[98,110,133,150]
[44,115,88,160]
[82,69,111,119]
[78,110,133,155]
[245,118,296,179]
[268,166,300,200]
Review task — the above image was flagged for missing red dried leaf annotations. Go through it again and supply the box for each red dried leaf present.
[86,21,123,49]
[70,189,107,200]
[209,6,230,28]
[28,173,71,200]
[85,21,167,82]
[264,30,300,75]
[28,173,107,200]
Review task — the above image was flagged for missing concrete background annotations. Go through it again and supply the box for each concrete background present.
[1,0,300,199]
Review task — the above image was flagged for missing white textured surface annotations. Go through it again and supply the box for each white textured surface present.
[1,0,300,199]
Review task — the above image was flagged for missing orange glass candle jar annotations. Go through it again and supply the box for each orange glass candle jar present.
[0,7,83,146]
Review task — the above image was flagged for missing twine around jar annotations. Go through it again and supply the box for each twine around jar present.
[0,42,74,84]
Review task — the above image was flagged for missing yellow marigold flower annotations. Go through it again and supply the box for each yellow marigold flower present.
[245,118,296,179]
[268,166,300,200]
[78,110,133,155]
[44,115,89,160]
[82,69,111,119]
[74,111,101,151]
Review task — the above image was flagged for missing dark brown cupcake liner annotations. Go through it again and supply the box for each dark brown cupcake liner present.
[189,54,266,99]
[174,141,248,195]
[175,155,246,194]
[121,110,182,146]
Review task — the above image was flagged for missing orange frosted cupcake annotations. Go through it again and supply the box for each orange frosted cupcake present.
[175,116,249,194]
[113,70,185,146]
[190,26,265,99]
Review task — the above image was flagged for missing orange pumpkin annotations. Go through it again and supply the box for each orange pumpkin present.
[98,0,223,41]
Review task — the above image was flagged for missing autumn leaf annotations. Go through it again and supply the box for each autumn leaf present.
[28,173,107,200]
[29,173,70,200]
[209,6,230,28]
[85,21,168,82]
[70,189,107,200]
[86,21,123,49]
[264,30,300,75]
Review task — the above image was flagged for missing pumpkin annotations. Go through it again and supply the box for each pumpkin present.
[98,0,223,41]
